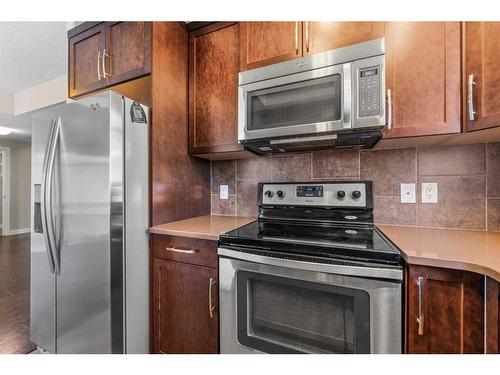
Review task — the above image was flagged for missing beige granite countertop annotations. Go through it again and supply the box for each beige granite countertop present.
[149,215,256,241]
[150,216,500,282]
[377,224,500,282]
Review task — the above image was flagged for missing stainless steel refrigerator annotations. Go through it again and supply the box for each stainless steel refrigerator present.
[30,91,149,353]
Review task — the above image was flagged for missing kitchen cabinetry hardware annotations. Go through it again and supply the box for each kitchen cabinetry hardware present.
[468,74,476,121]
[386,89,392,130]
[294,22,299,55]
[97,50,102,80]
[209,277,216,319]
[417,276,424,335]
[165,246,199,254]
[102,48,111,78]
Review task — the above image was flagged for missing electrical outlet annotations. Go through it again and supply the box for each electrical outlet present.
[421,182,438,203]
[219,184,229,200]
[400,183,416,203]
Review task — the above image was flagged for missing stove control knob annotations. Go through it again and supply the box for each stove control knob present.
[352,190,362,200]
[276,190,285,199]
[337,190,346,200]
[264,190,274,198]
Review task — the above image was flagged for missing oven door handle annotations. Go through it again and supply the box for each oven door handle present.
[217,247,403,281]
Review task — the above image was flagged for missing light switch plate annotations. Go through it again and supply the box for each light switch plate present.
[400,183,416,203]
[421,182,438,203]
[219,184,229,200]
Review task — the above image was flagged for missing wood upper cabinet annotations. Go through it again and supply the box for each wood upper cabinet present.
[407,265,484,354]
[304,22,384,55]
[152,257,218,354]
[383,22,461,138]
[465,22,500,132]
[239,22,302,71]
[68,22,151,98]
[189,23,244,155]
[105,22,151,86]
[68,23,107,97]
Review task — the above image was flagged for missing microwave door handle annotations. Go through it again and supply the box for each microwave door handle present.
[45,117,61,275]
[342,63,352,129]
[40,119,57,274]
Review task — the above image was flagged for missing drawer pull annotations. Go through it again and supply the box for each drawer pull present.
[165,246,199,254]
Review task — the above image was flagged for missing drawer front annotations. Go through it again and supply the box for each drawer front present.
[152,234,218,269]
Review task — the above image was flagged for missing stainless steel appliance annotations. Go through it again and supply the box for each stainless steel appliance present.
[30,91,149,353]
[238,39,386,154]
[218,181,403,354]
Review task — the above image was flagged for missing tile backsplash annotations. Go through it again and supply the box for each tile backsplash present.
[211,142,500,231]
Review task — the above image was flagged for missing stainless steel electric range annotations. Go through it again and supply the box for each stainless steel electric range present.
[218,181,403,354]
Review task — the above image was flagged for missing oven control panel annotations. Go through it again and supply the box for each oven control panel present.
[260,182,371,208]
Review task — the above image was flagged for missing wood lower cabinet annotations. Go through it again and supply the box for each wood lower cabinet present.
[465,22,500,131]
[486,277,500,354]
[151,235,218,354]
[68,22,152,98]
[304,22,384,55]
[239,22,302,71]
[68,23,107,97]
[189,23,244,155]
[407,265,484,353]
[383,22,461,138]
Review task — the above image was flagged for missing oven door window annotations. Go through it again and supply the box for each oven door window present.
[237,271,370,354]
[246,75,342,131]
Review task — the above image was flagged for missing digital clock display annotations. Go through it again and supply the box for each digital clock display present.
[360,68,378,77]
[296,185,323,197]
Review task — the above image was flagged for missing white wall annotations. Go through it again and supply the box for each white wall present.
[0,139,31,231]
[14,75,67,115]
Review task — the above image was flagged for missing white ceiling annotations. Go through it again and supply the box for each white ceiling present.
[0,113,32,141]
[0,22,67,93]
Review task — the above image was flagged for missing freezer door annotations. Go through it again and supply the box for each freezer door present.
[54,92,122,353]
[31,108,58,353]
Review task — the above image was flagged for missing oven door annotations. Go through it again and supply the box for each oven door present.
[238,63,351,142]
[219,248,402,354]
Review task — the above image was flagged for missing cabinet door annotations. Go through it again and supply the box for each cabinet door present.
[105,22,152,86]
[304,22,384,55]
[189,23,243,154]
[384,22,461,138]
[152,258,218,354]
[465,22,500,131]
[407,265,484,354]
[68,23,106,97]
[240,22,302,71]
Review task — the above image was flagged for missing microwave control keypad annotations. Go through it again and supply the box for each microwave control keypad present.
[358,67,381,118]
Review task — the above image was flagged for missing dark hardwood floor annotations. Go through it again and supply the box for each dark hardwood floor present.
[0,233,36,354]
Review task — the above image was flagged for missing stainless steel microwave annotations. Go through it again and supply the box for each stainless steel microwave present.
[238,38,386,154]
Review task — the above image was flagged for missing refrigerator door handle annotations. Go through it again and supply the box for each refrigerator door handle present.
[40,119,56,274]
[44,117,62,275]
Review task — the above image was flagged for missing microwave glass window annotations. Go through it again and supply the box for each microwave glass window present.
[247,75,342,131]
[237,271,370,354]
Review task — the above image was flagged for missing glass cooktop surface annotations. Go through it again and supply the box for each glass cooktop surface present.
[219,220,401,265]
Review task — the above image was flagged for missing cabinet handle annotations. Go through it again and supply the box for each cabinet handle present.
[165,246,199,254]
[294,22,299,55]
[416,276,424,336]
[102,48,111,78]
[97,50,102,80]
[208,278,216,319]
[305,21,310,53]
[468,74,476,121]
[386,89,392,130]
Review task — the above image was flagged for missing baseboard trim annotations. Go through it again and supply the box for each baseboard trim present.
[5,228,30,235]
